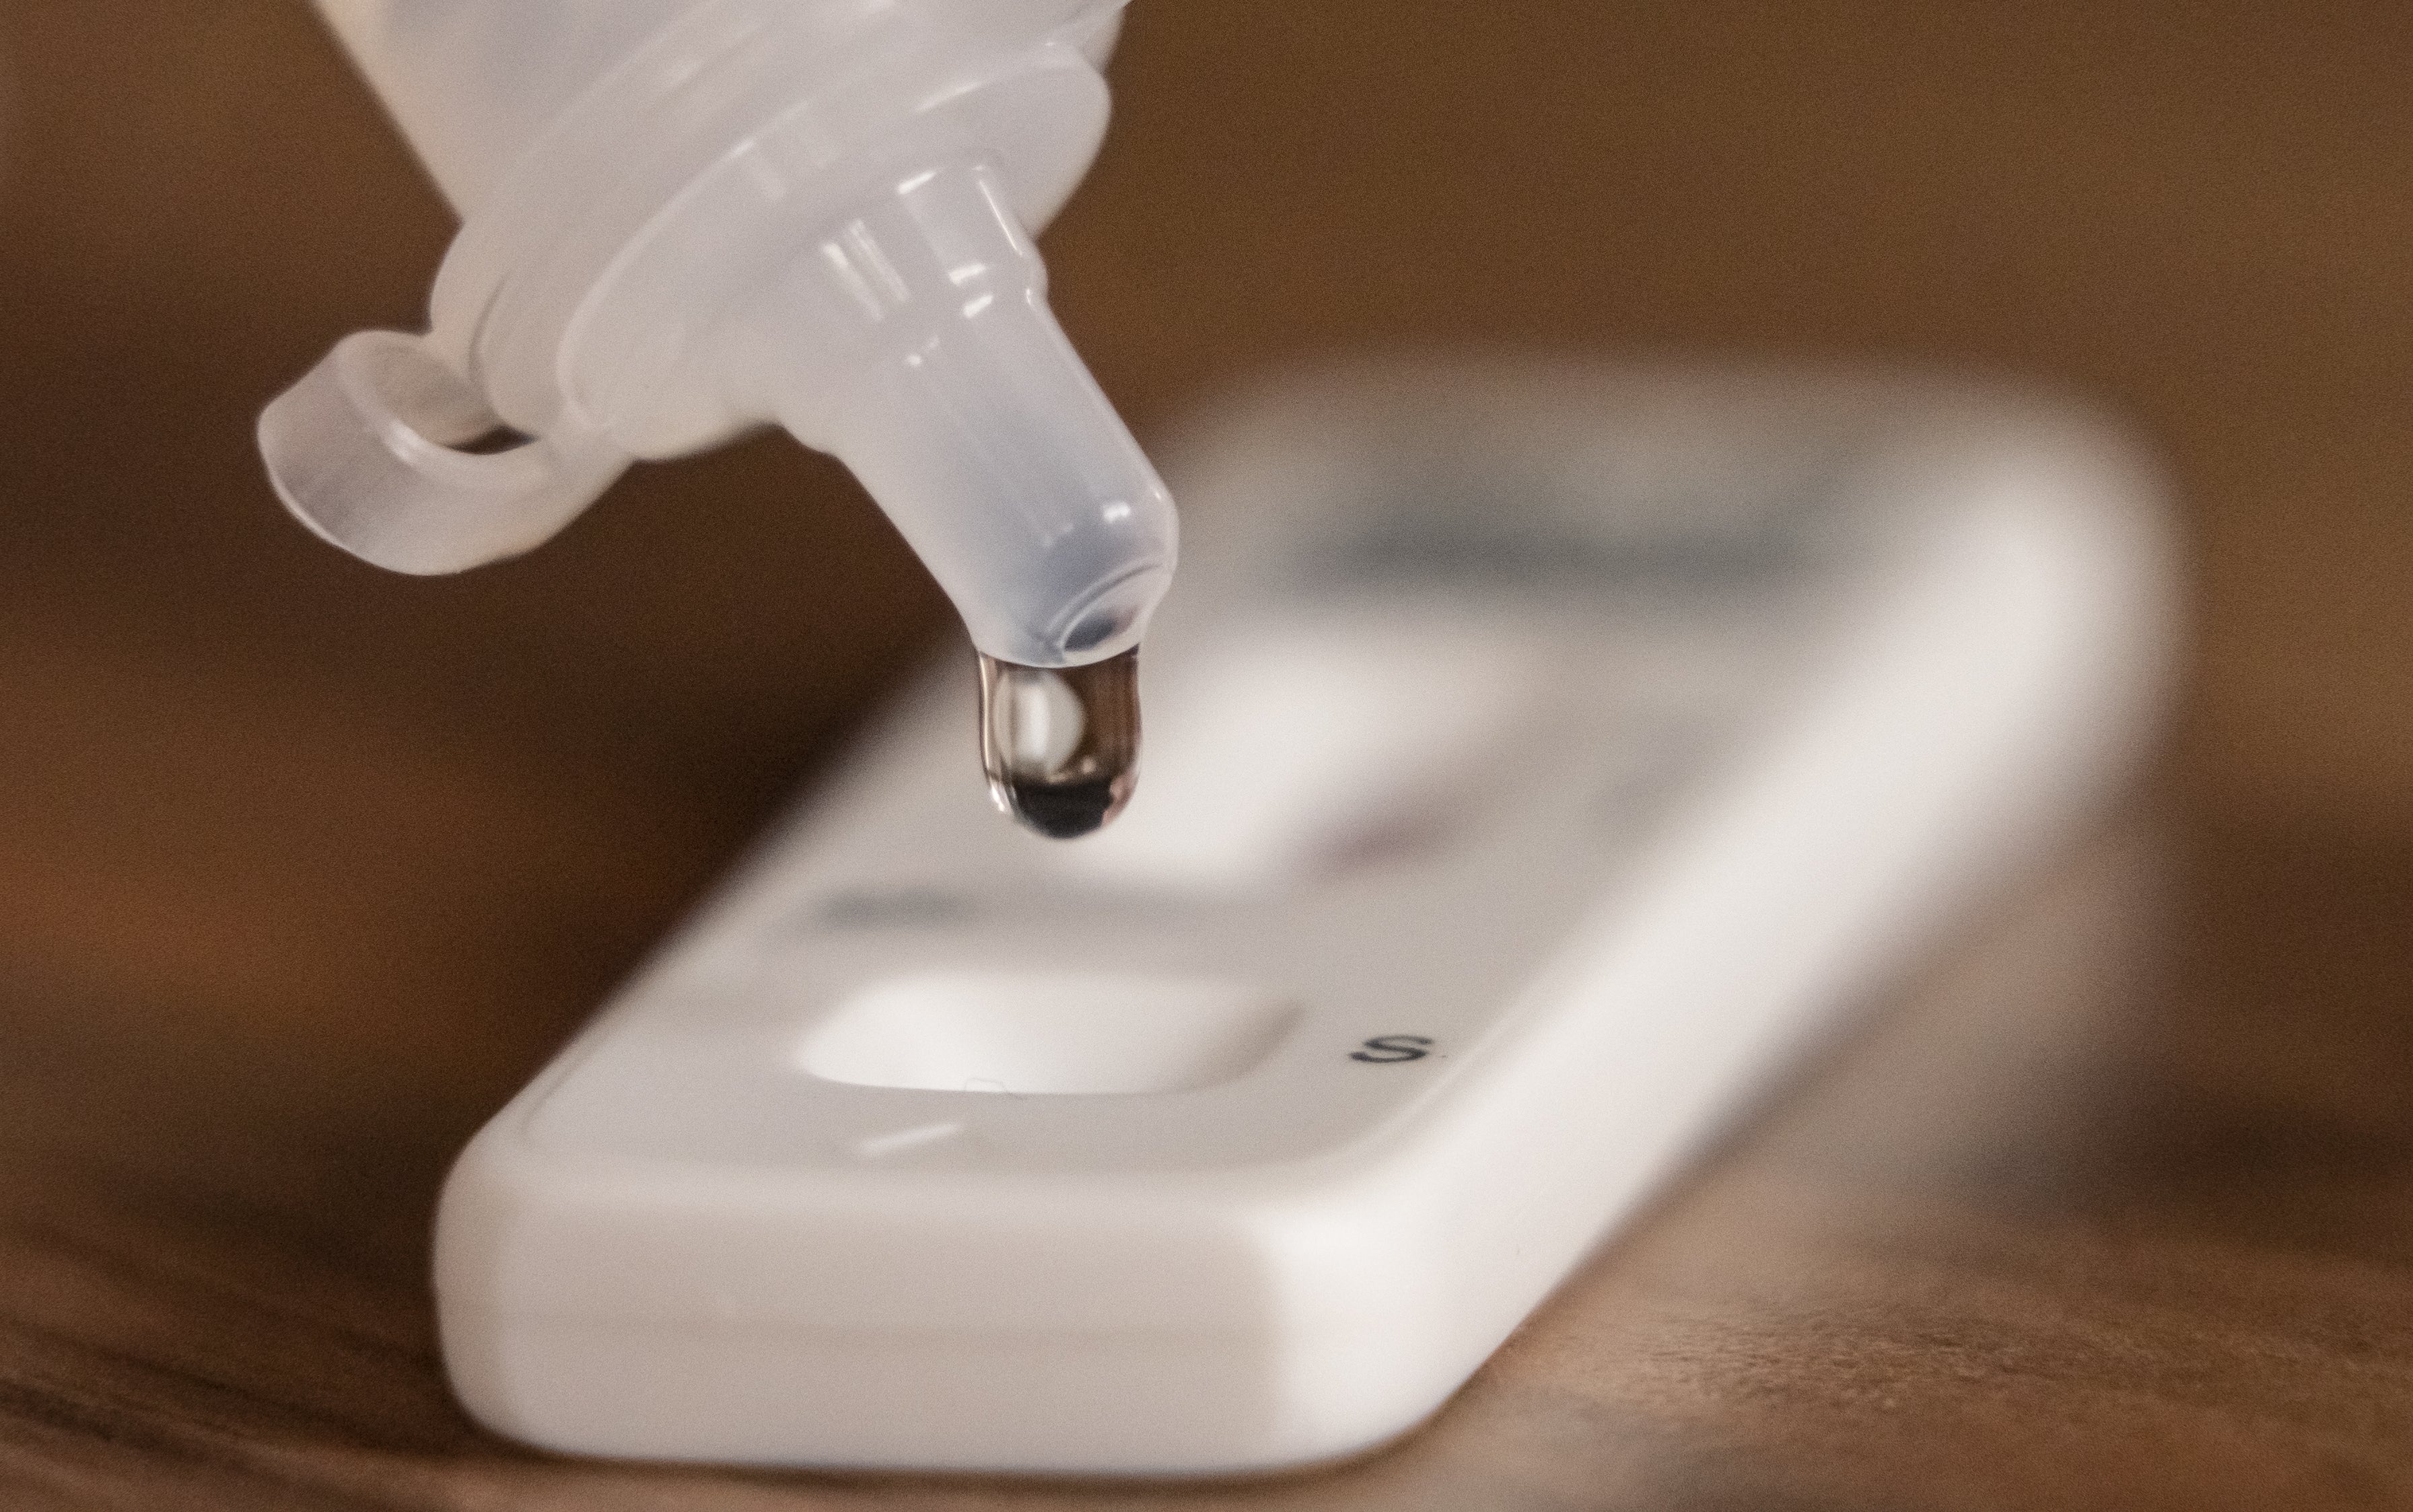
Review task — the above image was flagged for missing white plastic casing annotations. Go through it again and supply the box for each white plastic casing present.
[265,0,1172,668]
[433,363,2175,1474]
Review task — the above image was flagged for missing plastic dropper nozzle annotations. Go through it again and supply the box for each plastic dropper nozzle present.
[742,161,1176,672]
[751,162,1171,837]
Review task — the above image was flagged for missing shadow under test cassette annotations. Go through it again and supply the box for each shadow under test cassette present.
[431,362,2175,1475]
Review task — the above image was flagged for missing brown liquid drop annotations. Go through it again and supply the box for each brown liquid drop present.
[977,648,1140,838]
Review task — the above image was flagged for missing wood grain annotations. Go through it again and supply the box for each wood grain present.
[2,1,2410,1507]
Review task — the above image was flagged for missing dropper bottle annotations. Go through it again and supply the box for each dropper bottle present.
[258,0,1175,835]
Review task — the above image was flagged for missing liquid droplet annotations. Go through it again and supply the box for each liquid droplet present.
[978,648,1140,838]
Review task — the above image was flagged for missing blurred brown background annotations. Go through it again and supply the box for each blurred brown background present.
[2,3,2409,1508]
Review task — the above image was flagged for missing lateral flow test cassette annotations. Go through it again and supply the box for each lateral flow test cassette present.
[442,363,2169,1472]
[256,0,2176,1481]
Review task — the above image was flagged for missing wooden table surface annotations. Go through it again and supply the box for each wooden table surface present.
[3,2,2410,1507]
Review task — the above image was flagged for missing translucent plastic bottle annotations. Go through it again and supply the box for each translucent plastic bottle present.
[260,0,1175,676]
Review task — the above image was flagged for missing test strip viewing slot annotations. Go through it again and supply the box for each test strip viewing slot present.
[1065,613,1544,891]
[431,365,2172,1476]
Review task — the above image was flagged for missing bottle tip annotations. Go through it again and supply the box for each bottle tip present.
[977,648,1140,839]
